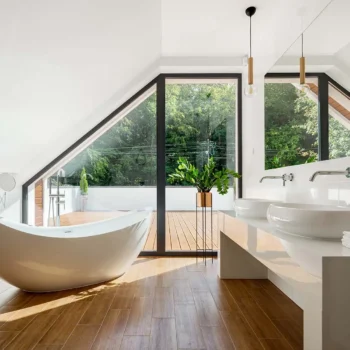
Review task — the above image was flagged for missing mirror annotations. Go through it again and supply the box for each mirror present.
[265,0,350,170]
[0,173,16,192]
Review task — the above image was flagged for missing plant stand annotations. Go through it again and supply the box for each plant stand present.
[81,195,88,212]
[196,192,213,265]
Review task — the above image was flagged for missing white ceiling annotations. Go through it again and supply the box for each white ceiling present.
[269,0,350,90]
[282,0,350,57]
[0,0,162,177]
[0,0,332,187]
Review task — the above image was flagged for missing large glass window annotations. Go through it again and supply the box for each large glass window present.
[328,83,350,159]
[24,74,242,255]
[165,79,238,251]
[265,77,319,170]
[27,86,157,251]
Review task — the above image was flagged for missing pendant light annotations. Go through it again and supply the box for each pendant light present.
[299,33,310,93]
[244,6,257,97]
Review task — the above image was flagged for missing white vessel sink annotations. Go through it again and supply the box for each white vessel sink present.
[267,203,350,239]
[234,198,283,219]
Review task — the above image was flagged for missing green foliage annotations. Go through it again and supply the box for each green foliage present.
[168,157,240,195]
[62,81,350,184]
[63,83,236,187]
[265,84,318,169]
[265,83,350,169]
[79,167,88,194]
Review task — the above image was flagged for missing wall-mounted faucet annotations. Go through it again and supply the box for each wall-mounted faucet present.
[309,167,350,182]
[260,173,294,187]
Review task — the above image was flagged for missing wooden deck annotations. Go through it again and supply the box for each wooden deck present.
[58,211,218,251]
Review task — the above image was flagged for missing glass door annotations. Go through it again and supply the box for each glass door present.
[164,78,238,252]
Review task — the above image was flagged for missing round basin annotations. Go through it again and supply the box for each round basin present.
[267,203,350,239]
[234,198,283,219]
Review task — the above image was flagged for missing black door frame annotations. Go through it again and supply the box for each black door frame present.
[22,73,243,257]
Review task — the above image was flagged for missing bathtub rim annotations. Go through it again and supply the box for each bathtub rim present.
[0,208,152,239]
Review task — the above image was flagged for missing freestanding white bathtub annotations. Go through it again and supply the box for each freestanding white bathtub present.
[0,209,152,292]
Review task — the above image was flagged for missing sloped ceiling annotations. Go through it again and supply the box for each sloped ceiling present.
[0,0,332,188]
[0,0,162,179]
[270,0,350,90]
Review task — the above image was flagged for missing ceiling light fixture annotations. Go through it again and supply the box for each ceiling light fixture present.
[244,6,257,97]
[299,33,310,93]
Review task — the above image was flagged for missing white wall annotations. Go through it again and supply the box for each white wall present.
[27,187,236,221]
[85,187,235,211]
[242,75,350,205]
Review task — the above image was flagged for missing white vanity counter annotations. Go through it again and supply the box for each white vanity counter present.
[217,210,350,350]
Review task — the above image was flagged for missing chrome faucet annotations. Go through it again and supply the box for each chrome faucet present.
[309,167,350,182]
[260,173,294,187]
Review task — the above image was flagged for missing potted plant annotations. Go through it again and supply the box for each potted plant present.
[80,167,89,212]
[168,157,241,207]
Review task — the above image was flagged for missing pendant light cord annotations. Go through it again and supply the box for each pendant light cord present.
[250,16,252,57]
[301,33,304,57]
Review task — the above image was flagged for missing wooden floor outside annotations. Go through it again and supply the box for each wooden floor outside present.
[0,258,303,349]
[58,211,218,251]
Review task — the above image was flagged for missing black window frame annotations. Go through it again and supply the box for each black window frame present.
[265,72,350,167]
[22,73,243,257]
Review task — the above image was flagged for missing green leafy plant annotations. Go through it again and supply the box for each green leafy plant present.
[168,157,240,195]
[80,167,89,195]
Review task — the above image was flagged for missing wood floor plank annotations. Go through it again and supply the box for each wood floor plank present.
[173,212,191,251]
[241,279,270,290]
[206,278,238,312]
[152,287,174,318]
[224,279,249,301]
[150,318,177,350]
[168,212,181,251]
[188,272,209,292]
[39,291,72,316]
[5,313,59,350]
[144,213,157,251]
[272,319,303,350]
[124,297,153,336]
[262,284,303,330]
[173,279,194,305]
[193,291,223,327]
[247,287,289,320]
[121,336,150,350]
[4,291,34,308]
[0,305,39,332]
[175,304,205,349]
[79,290,115,325]
[0,306,18,328]
[0,331,19,349]
[1,292,66,332]
[61,324,100,350]
[235,297,282,339]
[110,287,135,309]
[91,309,129,349]
[221,310,263,349]
[33,345,63,350]
[259,338,293,350]
[200,326,234,350]
[38,300,91,346]
[0,260,303,350]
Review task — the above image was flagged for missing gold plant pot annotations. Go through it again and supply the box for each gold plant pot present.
[196,192,212,208]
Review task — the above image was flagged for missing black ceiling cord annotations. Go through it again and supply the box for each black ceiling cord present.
[245,6,256,58]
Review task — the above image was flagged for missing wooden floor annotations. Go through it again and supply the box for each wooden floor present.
[0,258,303,350]
[59,211,218,251]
